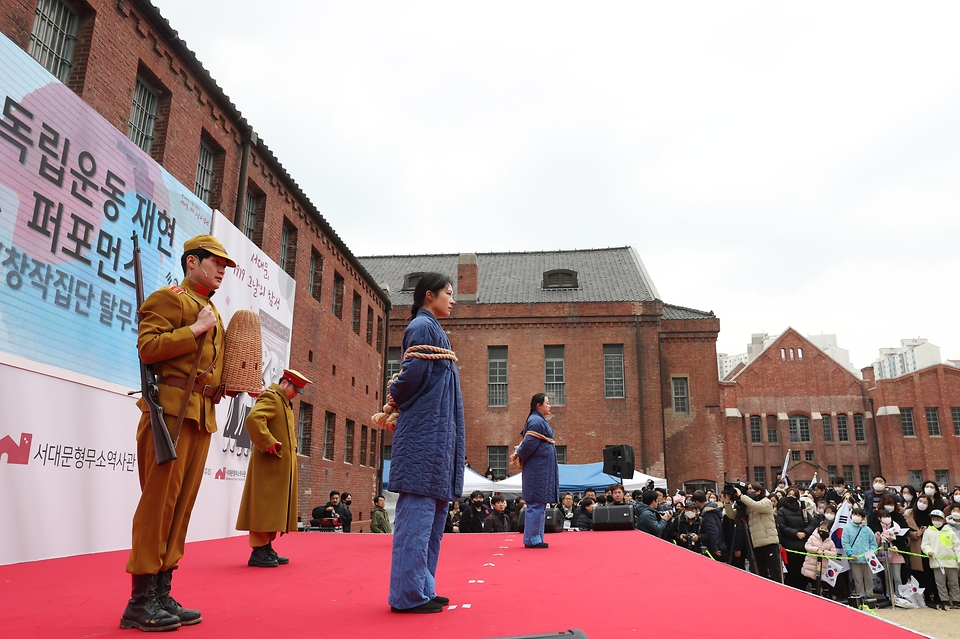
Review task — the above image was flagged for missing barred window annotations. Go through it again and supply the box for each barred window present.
[369,428,378,468]
[603,345,625,399]
[672,378,688,414]
[309,250,323,302]
[837,414,849,441]
[789,415,810,442]
[827,465,837,480]
[386,347,401,379]
[376,316,384,354]
[908,470,922,487]
[749,416,762,444]
[487,446,508,480]
[843,465,854,486]
[352,292,362,335]
[544,345,565,406]
[926,408,941,437]
[488,346,508,407]
[360,426,368,466]
[280,220,297,278]
[322,412,336,460]
[242,190,259,241]
[791,450,800,462]
[805,450,814,462]
[767,414,779,444]
[383,444,391,461]
[297,402,313,456]
[194,142,215,204]
[344,419,354,464]
[128,77,159,153]
[859,465,872,489]
[332,272,344,319]
[853,414,865,441]
[29,0,78,82]
[901,408,915,437]
[753,466,766,487]
[542,269,578,289]
[822,414,833,442]
[935,470,949,487]
[556,445,567,465]
[772,467,782,485]
[953,407,960,437]
[366,307,374,345]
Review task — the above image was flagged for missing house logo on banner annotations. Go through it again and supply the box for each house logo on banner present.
[0,432,32,464]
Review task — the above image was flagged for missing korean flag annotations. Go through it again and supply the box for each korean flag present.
[823,559,844,587]
[863,550,885,574]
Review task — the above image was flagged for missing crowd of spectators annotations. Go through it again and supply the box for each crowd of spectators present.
[431,476,960,609]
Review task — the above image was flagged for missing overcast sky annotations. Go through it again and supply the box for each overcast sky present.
[152,1,960,371]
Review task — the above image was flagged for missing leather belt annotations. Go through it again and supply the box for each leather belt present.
[158,375,221,399]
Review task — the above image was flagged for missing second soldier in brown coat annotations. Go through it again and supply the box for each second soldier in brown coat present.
[236,369,311,567]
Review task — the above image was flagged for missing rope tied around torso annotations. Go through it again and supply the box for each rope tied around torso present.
[371,345,458,430]
[510,428,556,470]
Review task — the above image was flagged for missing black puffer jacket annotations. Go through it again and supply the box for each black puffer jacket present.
[775,499,818,551]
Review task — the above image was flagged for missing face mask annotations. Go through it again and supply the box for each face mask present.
[818,508,825,515]
[344,500,352,506]
[851,516,863,525]
[819,530,830,540]
[825,513,835,522]
[881,517,892,525]
[917,502,928,511]
[933,520,944,529]
[884,505,895,513]
[684,511,696,520]
[925,487,936,496]
[873,483,885,492]
[954,495,960,504]
[903,494,913,502]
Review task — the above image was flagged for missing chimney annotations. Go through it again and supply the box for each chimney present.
[861,366,875,386]
[457,253,477,304]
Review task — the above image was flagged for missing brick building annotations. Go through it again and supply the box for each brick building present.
[360,248,724,490]
[1,0,390,529]
[720,328,960,492]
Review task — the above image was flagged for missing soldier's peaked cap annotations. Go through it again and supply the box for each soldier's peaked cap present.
[183,235,236,268]
[281,369,312,394]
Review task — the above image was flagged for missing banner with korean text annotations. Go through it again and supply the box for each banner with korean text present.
[0,34,293,564]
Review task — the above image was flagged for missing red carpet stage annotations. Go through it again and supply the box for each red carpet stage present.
[1,530,926,639]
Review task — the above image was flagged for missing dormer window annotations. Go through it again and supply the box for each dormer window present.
[402,272,424,291]
[542,269,578,289]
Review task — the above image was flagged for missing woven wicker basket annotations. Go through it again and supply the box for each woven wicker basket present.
[221,309,263,393]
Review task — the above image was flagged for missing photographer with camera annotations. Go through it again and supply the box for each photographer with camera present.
[693,491,726,560]
[721,484,749,570]
[724,482,781,582]
[671,501,703,553]
[635,490,672,538]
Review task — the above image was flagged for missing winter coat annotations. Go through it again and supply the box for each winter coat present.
[635,503,668,538]
[370,506,392,533]
[921,525,960,569]
[515,412,560,504]
[863,489,900,519]
[483,510,510,533]
[841,522,875,563]
[699,502,727,557]
[575,508,593,530]
[728,494,778,548]
[675,514,703,551]
[775,502,818,551]
[801,533,837,579]
[235,384,298,534]
[460,503,490,533]
[903,509,925,571]
[875,521,905,564]
[387,309,466,502]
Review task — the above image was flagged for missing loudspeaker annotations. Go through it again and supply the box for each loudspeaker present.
[592,504,635,531]
[602,444,635,479]
[544,507,564,533]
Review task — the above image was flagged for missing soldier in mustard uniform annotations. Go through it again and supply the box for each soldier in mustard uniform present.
[236,369,312,567]
[121,235,235,632]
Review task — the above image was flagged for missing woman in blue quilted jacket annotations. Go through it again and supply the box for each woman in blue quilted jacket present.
[515,393,560,548]
[386,273,466,614]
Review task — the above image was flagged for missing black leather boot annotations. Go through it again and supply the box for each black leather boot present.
[248,545,279,567]
[119,574,181,631]
[157,570,203,626]
[266,542,289,565]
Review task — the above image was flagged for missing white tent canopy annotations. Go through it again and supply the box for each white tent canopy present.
[491,463,667,494]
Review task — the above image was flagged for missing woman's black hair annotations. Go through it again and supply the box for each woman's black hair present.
[528,393,547,416]
[410,272,454,319]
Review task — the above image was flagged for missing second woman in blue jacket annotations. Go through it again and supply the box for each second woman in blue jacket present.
[515,393,560,548]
